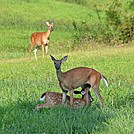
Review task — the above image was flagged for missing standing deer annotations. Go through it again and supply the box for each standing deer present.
[35,88,93,110]
[50,55,108,108]
[28,19,54,60]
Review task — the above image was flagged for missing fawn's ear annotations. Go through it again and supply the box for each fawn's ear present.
[61,55,68,62]
[50,55,56,61]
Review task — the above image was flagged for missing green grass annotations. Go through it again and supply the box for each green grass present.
[0,0,96,52]
[0,46,134,134]
[0,0,133,55]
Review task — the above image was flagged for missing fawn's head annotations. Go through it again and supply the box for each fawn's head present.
[50,55,68,70]
[46,19,54,31]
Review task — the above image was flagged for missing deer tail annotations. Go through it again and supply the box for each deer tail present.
[39,92,46,101]
[101,74,108,87]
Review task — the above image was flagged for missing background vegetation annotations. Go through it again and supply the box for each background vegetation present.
[0,0,133,59]
[0,0,134,134]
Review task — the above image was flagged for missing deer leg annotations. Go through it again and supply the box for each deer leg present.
[81,84,92,106]
[92,86,103,109]
[35,103,53,110]
[42,44,45,58]
[28,44,33,60]
[69,90,74,106]
[88,91,93,102]
[33,46,38,61]
[85,87,90,107]
[45,45,48,55]
[62,91,67,104]
[87,90,93,107]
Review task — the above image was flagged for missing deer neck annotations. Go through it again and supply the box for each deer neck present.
[45,29,51,39]
[56,69,63,82]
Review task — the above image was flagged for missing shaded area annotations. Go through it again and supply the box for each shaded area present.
[0,96,133,134]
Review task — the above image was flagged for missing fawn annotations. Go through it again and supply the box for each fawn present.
[35,87,93,110]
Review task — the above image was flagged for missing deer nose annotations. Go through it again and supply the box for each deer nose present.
[55,65,60,70]
[51,27,54,31]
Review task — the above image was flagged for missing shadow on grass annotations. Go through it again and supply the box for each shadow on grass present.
[0,99,117,134]
[1,93,133,134]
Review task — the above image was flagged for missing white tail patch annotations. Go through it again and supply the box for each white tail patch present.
[101,75,108,87]
[39,95,46,101]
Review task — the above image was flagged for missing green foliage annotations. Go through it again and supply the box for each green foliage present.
[57,0,134,45]
[104,0,134,45]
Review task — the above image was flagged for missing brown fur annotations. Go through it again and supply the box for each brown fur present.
[35,91,92,110]
[28,21,54,60]
[50,55,108,109]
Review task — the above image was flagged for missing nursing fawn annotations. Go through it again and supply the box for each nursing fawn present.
[50,55,108,108]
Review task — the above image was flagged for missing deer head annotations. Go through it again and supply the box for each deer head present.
[50,55,68,70]
[46,19,54,31]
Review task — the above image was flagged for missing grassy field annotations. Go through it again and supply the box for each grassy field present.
[0,0,134,134]
[0,46,134,134]
[0,0,133,56]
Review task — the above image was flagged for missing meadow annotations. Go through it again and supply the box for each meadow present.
[0,0,134,134]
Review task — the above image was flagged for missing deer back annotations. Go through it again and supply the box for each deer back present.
[31,32,48,45]
[61,67,101,89]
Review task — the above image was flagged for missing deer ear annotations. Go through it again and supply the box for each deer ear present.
[50,55,56,61]
[46,21,50,26]
[61,55,68,62]
[52,19,54,24]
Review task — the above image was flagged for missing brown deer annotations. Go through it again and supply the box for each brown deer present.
[35,87,93,110]
[50,55,108,108]
[28,19,54,60]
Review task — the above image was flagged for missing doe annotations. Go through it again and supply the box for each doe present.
[50,55,108,108]
[28,19,54,60]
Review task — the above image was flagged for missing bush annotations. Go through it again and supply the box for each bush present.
[58,0,134,46]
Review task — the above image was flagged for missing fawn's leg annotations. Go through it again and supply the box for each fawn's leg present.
[35,103,53,110]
